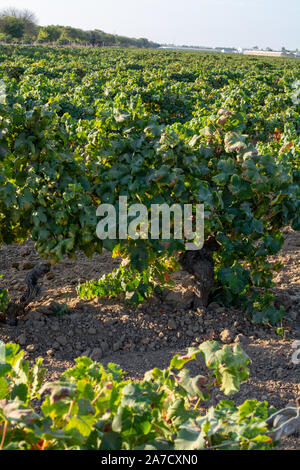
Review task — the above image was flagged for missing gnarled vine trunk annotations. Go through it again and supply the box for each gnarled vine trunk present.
[1,263,51,326]
[179,237,220,308]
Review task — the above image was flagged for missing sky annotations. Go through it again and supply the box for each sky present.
[1,0,299,50]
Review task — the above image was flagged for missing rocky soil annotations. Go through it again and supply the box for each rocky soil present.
[0,227,299,449]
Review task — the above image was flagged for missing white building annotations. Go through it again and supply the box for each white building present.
[243,50,295,58]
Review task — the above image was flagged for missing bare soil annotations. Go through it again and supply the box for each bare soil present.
[0,227,299,449]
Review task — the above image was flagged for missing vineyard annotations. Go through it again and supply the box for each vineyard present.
[0,45,299,450]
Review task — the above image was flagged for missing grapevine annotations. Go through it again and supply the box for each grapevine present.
[0,46,299,323]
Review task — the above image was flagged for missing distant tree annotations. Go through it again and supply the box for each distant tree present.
[0,7,37,36]
[19,9,37,35]
[37,25,61,43]
[87,30,104,47]
[0,16,25,40]
[90,31,97,46]
[102,32,117,46]
[56,26,86,45]
[57,29,71,45]
[138,38,149,48]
